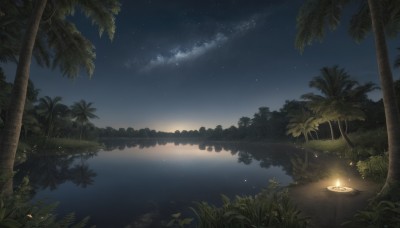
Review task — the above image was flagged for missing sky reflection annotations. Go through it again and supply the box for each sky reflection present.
[29,141,293,227]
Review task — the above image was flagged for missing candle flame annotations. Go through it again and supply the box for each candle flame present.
[336,179,340,187]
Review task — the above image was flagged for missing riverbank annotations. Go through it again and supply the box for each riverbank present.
[20,137,102,154]
[289,174,380,227]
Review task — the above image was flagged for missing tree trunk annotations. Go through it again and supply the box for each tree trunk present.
[303,131,309,143]
[368,0,400,199]
[80,122,83,140]
[0,0,48,196]
[344,119,348,134]
[337,120,354,148]
[314,130,319,140]
[308,132,315,140]
[328,120,335,140]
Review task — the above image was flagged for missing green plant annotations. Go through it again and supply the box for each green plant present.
[356,155,388,183]
[343,147,377,161]
[166,212,193,228]
[190,180,309,228]
[0,177,91,227]
[342,200,400,227]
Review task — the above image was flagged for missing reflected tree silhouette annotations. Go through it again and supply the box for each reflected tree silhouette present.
[198,143,206,151]
[237,151,252,165]
[259,157,273,169]
[15,152,97,191]
[70,162,97,188]
[214,144,222,152]
[46,139,340,187]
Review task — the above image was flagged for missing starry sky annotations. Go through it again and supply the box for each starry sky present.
[2,0,399,132]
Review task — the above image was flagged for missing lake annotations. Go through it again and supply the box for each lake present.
[15,139,322,227]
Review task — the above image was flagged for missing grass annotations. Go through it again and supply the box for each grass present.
[304,128,387,158]
[304,138,347,154]
[24,137,102,154]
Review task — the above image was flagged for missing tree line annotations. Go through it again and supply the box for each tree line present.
[1,0,400,199]
[3,63,386,143]
[0,68,99,141]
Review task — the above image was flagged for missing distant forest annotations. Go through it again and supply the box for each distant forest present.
[1,66,397,142]
[99,99,385,141]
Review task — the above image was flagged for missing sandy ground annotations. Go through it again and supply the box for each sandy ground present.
[289,176,380,228]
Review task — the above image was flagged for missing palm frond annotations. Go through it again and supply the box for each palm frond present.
[76,0,121,40]
[45,19,95,78]
[295,0,350,52]
[349,2,371,42]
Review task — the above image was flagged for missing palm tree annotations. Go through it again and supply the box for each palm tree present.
[71,100,98,140]
[301,66,376,147]
[36,96,65,137]
[296,0,400,198]
[0,0,120,195]
[286,109,319,143]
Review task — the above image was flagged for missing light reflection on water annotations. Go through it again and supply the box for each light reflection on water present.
[15,140,311,227]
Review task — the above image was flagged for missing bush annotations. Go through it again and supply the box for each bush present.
[344,146,377,161]
[0,177,90,227]
[350,128,387,154]
[356,155,388,182]
[188,180,309,228]
[342,200,400,227]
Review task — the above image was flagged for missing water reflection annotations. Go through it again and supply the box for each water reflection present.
[16,140,335,193]
[101,138,200,151]
[15,139,338,227]
[290,149,333,183]
[101,139,335,183]
[15,152,98,191]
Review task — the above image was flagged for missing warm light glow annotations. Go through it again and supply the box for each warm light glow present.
[335,179,340,187]
[327,178,354,193]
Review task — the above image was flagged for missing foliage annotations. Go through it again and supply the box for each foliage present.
[0,0,121,77]
[166,213,193,228]
[356,155,388,183]
[305,129,387,160]
[295,0,400,51]
[301,65,377,147]
[71,100,98,140]
[350,128,388,153]
[0,177,90,227]
[286,109,319,143]
[37,96,67,137]
[342,200,400,228]
[190,180,309,228]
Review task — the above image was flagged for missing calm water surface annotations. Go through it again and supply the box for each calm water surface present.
[16,140,315,227]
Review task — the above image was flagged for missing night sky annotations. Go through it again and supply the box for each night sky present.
[2,0,399,132]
